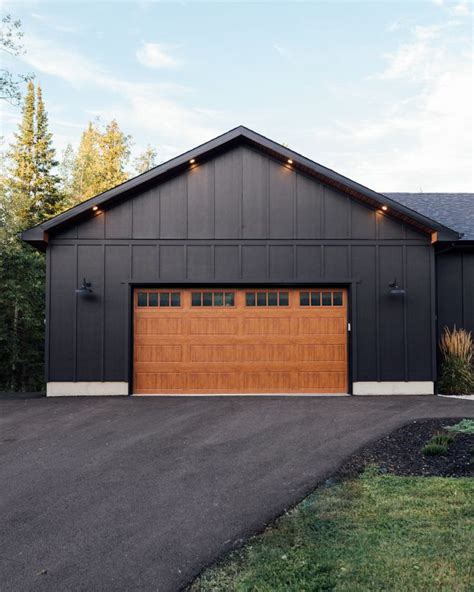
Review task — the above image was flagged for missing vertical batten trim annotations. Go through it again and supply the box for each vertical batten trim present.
[185,171,189,239]
[430,246,437,381]
[265,242,270,279]
[461,251,465,326]
[212,159,216,239]
[157,187,161,239]
[265,157,270,239]
[375,244,380,381]
[402,244,408,381]
[101,244,105,381]
[73,244,78,382]
[239,146,244,240]
[155,244,160,279]
[238,244,243,280]
[292,169,297,240]
[45,246,51,382]
[321,187,326,239]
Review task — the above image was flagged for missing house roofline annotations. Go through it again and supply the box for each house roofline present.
[22,125,462,249]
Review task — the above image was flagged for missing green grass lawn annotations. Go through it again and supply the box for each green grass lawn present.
[191,471,474,592]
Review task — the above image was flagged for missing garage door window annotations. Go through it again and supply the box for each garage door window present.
[245,291,289,307]
[191,292,235,307]
[300,291,343,307]
[137,291,181,307]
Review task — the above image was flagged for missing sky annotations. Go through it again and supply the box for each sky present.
[1,0,472,192]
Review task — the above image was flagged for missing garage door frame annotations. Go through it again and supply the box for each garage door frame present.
[127,281,355,396]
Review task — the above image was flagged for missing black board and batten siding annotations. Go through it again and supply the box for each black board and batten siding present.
[48,145,434,387]
[436,249,474,335]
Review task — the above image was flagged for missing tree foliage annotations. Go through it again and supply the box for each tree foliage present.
[0,15,33,105]
[0,81,62,391]
[70,119,131,204]
[134,145,158,174]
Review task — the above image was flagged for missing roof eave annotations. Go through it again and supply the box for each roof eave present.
[21,125,462,246]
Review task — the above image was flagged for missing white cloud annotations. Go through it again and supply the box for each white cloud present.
[453,1,470,16]
[30,12,78,34]
[311,21,472,191]
[15,35,222,162]
[136,42,182,69]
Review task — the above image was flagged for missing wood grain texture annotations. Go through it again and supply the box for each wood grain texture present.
[134,288,348,394]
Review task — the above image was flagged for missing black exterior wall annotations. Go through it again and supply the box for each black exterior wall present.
[46,145,436,389]
[436,245,474,336]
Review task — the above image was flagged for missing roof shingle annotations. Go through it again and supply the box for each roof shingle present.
[385,193,474,240]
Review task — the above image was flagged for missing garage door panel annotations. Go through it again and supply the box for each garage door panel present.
[299,371,347,389]
[189,343,294,363]
[297,344,346,361]
[189,318,239,335]
[134,288,347,394]
[297,317,345,335]
[134,372,185,390]
[242,318,292,335]
[134,345,183,363]
[135,318,183,336]
[135,361,347,375]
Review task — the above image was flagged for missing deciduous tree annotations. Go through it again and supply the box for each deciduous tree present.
[0,15,33,105]
[134,145,158,174]
[71,119,131,203]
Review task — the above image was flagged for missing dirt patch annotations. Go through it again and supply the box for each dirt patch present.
[337,418,474,478]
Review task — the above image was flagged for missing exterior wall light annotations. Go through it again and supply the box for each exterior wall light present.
[381,205,388,211]
[389,279,405,296]
[287,158,293,164]
[76,278,93,295]
[92,206,99,211]
[189,158,195,164]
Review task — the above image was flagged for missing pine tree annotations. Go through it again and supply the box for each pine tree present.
[0,81,62,391]
[7,81,64,229]
[8,79,35,229]
[34,84,63,220]
[134,145,158,174]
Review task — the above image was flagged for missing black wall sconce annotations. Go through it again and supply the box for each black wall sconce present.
[75,278,93,295]
[389,278,405,296]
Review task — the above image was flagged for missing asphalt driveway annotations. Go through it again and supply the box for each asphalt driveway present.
[1,395,472,592]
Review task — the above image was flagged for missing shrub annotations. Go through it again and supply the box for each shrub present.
[429,433,455,447]
[438,326,474,395]
[445,419,474,434]
[422,443,448,456]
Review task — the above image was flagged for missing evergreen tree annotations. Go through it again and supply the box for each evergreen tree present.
[8,79,35,229]
[134,145,158,174]
[34,84,63,220]
[0,81,62,391]
[7,81,64,228]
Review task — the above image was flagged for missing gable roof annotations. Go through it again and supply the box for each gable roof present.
[22,125,461,250]
[386,193,473,241]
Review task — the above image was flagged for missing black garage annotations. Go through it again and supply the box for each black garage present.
[22,126,473,396]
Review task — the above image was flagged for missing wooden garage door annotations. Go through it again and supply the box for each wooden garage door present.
[133,288,348,394]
